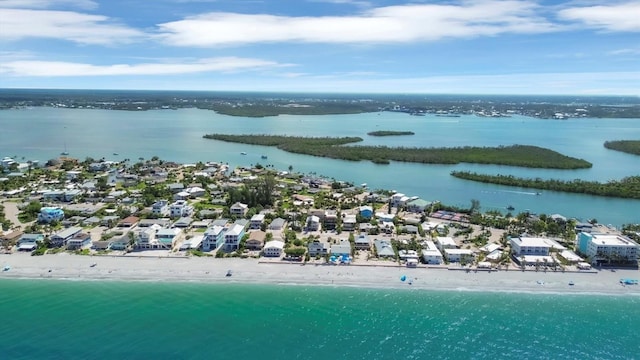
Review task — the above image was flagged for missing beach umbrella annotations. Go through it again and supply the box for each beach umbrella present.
[400,275,406,282]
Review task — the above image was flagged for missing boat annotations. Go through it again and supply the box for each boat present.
[506,205,515,211]
[226,270,233,277]
[568,281,575,286]
[61,141,69,156]
[261,155,268,159]
[113,153,119,156]
[2,265,10,271]
[240,152,247,155]
[90,262,97,267]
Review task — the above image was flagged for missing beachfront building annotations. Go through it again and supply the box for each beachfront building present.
[331,240,352,257]
[308,241,330,257]
[50,226,82,247]
[17,233,44,252]
[435,237,457,252]
[203,225,226,251]
[354,234,371,250]
[136,225,160,249]
[250,214,265,230]
[224,224,245,252]
[156,228,182,249]
[246,231,266,251]
[230,202,248,217]
[263,240,285,257]
[398,250,419,261]
[510,237,551,256]
[66,232,92,250]
[151,200,170,216]
[37,207,65,223]
[422,240,444,264]
[170,200,193,218]
[577,232,639,265]
[180,235,204,251]
[374,239,396,258]
[444,249,475,263]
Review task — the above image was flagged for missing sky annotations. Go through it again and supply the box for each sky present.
[0,0,639,95]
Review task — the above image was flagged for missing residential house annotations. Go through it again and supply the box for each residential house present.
[17,233,44,251]
[354,234,371,250]
[342,214,357,231]
[230,202,248,217]
[224,224,245,252]
[173,217,193,228]
[135,225,161,249]
[50,226,82,247]
[444,249,475,263]
[324,210,338,230]
[250,214,265,230]
[167,183,185,193]
[263,240,285,257]
[118,216,140,228]
[422,240,443,264]
[173,191,190,201]
[109,236,131,251]
[308,241,330,257]
[305,215,321,232]
[331,240,352,257]
[170,200,193,218]
[180,235,204,251]
[510,237,551,256]
[191,220,211,229]
[151,200,170,217]
[268,218,286,231]
[436,237,457,252]
[138,218,172,228]
[37,207,65,223]
[66,232,92,250]
[156,228,182,249]
[398,249,419,261]
[359,205,373,219]
[203,225,226,251]
[246,231,266,251]
[374,239,396,258]
[186,186,206,198]
[1,230,23,248]
[82,216,101,227]
[101,216,120,227]
[390,193,409,208]
[406,198,434,213]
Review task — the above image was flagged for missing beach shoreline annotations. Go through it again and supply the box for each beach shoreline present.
[2,253,638,296]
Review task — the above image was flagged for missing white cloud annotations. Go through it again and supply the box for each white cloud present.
[558,2,640,31]
[0,57,290,76]
[0,8,143,44]
[607,48,640,56]
[156,1,560,46]
[0,0,98,10]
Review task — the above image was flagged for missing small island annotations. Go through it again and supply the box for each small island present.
[604,140,640,156]
[367,131,415,137]
[204,134,592,169]
[451,171,640,200]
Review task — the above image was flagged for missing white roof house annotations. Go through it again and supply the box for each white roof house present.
[436,236,457,251]
[510,237,551,256]
[422,240,443,265]
[263,240,285,257]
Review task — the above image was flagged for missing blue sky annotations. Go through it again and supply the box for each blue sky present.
[0,0,638,95]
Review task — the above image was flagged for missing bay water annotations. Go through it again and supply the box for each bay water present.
[1,107,639,225]
[1,279,639,360]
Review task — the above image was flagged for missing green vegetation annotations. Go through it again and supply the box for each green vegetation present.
[210,102,377,117]
[367,131,415,136]
[204,134,592,169]
[451,171,640,199]
[604,140,640,156]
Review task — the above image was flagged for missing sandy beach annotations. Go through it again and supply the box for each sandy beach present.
[1,253,638,295]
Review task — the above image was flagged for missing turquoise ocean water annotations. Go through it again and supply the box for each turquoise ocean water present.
[1,279,639,359]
